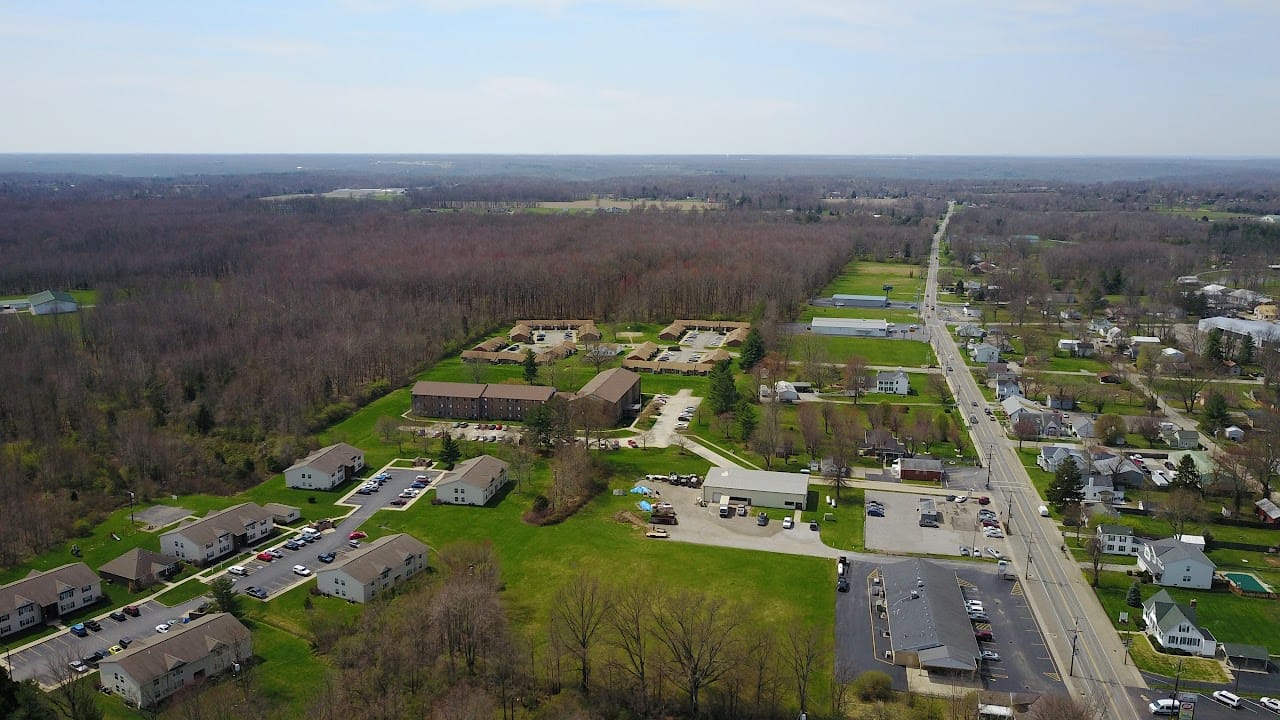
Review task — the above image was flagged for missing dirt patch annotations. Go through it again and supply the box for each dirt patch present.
[134,505,194,532]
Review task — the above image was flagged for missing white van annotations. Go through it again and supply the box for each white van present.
[228,565,248,576]
[1147,698,1176,716]
[1212,690,1241,708]
[1038,505,1050,517]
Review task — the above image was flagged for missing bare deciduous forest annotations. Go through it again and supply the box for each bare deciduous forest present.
[0,178,939,564]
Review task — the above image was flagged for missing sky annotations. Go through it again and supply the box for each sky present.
[3,0,1278,155]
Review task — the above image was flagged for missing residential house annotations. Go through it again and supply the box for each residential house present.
[874,370,910,395]
[1056,339,1092,355]
[955,323,986,339]
[316,534,429,603]
[1200,283,1228,297]
[27,290,78,315]
[1001,396,1066,437]
[970,343,1000,363]
[1074,417,1096,439]
[99,613,253,708]
[1159,347,1187,365]
[1088,318,1115,336]
[1059,309,1082,322]
[0,563,102,639]
[98,549,181,590]
[1228,288,1269,309]
[1142,590,1217,658]
[1138,538,1215,589]
[996,379,1023,401]
[862,428,908,461]
[1045,393,1076,411]
[1090,452,1146,488]
[160,503,275,566]
[1224,425,1245,442]
[285,443,366,491]
[767,381,799,402]
[435,455,510,506]
[894,457,943,482]
[1036,445,1087,473]
[1160,426,1200,450]
[1096,524,1139,556]
[1256,303,1279,320]
[1081,475,1124,503]
[1221,360,1243,376]
[1256,498,1280,525]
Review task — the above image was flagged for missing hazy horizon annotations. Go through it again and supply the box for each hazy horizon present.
[4,1,1279,156]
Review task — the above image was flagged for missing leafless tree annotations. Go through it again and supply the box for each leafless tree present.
[1024,692,1107,720]
[750,402,784,470]
[1161,489,1205,538]
[786,625,827,714]
[606,583,655,713]
[1084,536,1104,587]
[1211,447,1257,516]
[1013,416,1039,448]
[44,653,103,720]
[651,589,742,716]
[1165,357,1216,413]
[551,571,611,694]
[842,355,871,403]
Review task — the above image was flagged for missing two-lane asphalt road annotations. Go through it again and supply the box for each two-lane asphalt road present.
[923,203,1147,717]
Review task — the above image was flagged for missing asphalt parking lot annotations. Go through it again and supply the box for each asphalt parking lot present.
[864,490,1012,561]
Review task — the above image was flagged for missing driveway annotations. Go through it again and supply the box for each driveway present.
[644,390,701,448]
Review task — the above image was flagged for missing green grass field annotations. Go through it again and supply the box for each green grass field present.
[819,260,926,301]
[800,335,934,366]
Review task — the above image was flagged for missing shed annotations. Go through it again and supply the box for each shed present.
[263,503,301,524]
[27,290,78,315]
[1224,425,1245,442]
[1223,643,1271,672]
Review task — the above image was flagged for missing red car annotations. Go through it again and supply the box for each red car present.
[975,629,993,641]
[348,531,367,540]
[256,551,274,562]
[977,496,991,505]
[627,439,638,448]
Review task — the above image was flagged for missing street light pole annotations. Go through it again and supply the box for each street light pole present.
[1068,617,1080,676]
[985,444,994,490]
[128,491,136,532]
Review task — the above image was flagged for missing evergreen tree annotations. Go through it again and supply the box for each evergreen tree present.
[734,399,758,442]
[440,431,461,467]
[707,360,739,414]
[739,328,765,371]
[1172,454,1202,491]
[1126,581,1143,608]
[1241,334,1256,364]
[1046,457,1084,509]
[208,576,241,618]
[1200,391,1230,435]
[1205,328,1224,362]
[523,348,538,384]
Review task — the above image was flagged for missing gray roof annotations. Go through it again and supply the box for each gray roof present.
[27,290,76,306]
[1145,538,1215,570]
[98,549,180,582]
[1257,498,1280,520]
[101,613,250,683]
[0,563,99,614]
[1097,524,1133,536]
[1223,643,1269,661]
[286,443,363,475]
[875,370,908,383]
[322,533,428,584]
[703,467,809,497]
[163,503,272,546]
[442,454,509,490]
[880,558,978,671]
[900,458,942,472]
[1143,589,1197,633]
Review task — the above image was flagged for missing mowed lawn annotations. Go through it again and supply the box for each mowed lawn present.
[360,446,832,633]
[819,260,927,301]
[803,335,935,366]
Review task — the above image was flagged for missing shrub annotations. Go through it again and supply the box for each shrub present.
[854,670,893,701]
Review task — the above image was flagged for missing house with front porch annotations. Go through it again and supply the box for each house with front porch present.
[1142,590,1217,658]
[1096,524,1139,555]
[1138,538,1215,589]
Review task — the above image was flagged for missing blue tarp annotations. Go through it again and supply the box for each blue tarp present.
[638,500,653,512]
[630,485,652,495]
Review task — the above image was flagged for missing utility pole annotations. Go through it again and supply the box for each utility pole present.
[1173,657,1184,698]
[1026,535,1034,579]
[1068,617,1080,677]
[985,443,994,490]
[128,491,136,532]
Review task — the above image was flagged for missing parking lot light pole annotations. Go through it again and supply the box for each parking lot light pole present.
[128,491,136,532]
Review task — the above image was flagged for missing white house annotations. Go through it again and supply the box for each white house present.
[1082,475,1124,503]
[1159,347,1187,364]
[1142,590,1217,658]
[956,323,986,339]
[874,370,910,395]
[316,533,429,603]
[100,613,253,708]
[1045,393,1076,411]
[772,380,799,402]
[970,343,1000,363]
[1096,524,1139,556]
[1224,425,1245,442]
[160,503,275,566]
[1138,538,1215,589]
[1160,426,1199,450]
[1036,444,1087,473]
[0,563,102,639]
[435,455,510,506]
[285,443,366,491]
[995,379,1023,401]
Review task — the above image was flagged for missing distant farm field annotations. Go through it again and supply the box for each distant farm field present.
[820,260,926,301]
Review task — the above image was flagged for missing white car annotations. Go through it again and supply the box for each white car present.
[984,529,1005,538]
[980,650,1000,661]
[292,564,312,577]
[68,659,90,673]
[1262,697,1280,713]
[155,623,171,633]
[782,517,794,529]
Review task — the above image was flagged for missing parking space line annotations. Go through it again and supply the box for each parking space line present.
[956,577,977,589]
[1009,580,1024,596]
[1044,671,1061,682]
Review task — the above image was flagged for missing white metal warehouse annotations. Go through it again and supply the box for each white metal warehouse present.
[810,317,889,337]
[701,467,808,510]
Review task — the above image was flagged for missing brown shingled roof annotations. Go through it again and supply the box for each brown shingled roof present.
[321,533,428,584]
[102,613,251,684]
[413,381,485,398]
[578,367,640,404]
[0,563,99,615]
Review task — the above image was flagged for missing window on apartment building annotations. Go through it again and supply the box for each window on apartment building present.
[0,614,7,623]
[1182,576,1192,583]
[1107,545,1114,551]
[81,585,93,593]
[59,589,73,600]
